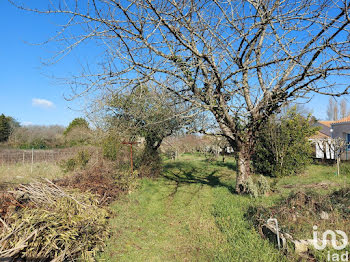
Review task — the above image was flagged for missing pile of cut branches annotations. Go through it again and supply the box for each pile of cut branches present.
[0,180,111,261]
[56,160,138,205]
[246,189,350,240]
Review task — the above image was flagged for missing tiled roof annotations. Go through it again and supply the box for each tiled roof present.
[332,115,350,125]
[318,116,350,127]
[310,131,331,139]
[318,121,332,127]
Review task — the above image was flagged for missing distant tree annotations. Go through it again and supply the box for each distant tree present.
[327,97,341,121]
[334,102,339,121]
[327,98,335,121]
[64,118,89,135]
[0,114,11,142]
[340,98,348,119]
[64,118,91,146]
[326,98,349,120]
[253,108,318,177]
[8,125,65,149]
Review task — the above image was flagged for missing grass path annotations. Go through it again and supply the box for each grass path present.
[99,155,287,261]
[99,179,228,261]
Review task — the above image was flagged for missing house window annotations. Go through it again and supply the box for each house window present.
[347,134,350,150]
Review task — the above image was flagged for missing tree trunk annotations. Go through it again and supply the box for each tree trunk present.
[235,143,252,194]
[140,138,162,177]
[337,156,340,176]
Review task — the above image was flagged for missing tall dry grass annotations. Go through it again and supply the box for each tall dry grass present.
[0,162,64,187]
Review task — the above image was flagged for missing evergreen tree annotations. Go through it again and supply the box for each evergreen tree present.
[64,118,89,136]
[0,114,11,142]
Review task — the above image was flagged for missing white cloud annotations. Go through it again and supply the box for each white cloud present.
[22,121,33,126]
[32,98,55,109]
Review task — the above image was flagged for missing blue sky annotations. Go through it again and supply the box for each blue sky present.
[0,1,86,126]
[0,1,348,126]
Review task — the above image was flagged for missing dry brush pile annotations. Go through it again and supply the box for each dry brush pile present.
[0,180,111,261]
[56,159,138,205]
[247,188,350,240]
[0,148,140,261]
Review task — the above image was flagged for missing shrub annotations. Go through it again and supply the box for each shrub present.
[257,175,270,196]
[102,135,122,161]
[60,149,91,173]
[253,107,318,177]
[19,138,49,149]
[77,149,90,167]
[62,158,77,172]
[242,176,270,198]
[242,176,259,198]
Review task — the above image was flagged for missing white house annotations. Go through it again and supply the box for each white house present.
[311,116,350,160]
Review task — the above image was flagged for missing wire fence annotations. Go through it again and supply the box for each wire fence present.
[0,149,77,165]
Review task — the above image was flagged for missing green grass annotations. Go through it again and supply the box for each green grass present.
[274,163,350,197]
[99,155,287,261]
[98,154,350,261]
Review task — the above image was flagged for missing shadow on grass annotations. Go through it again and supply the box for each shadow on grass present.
[206,160,237,170]
[162,161,237,195]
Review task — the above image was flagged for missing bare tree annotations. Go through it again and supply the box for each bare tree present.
[326,97,340,121]
[315,138,348,175]
[340,98,348,119]
[10,0,350,193]
[334,100,339,121]
[334,138,348,176]
[327,97,335,120]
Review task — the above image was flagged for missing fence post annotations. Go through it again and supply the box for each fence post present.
[31,148,34,174]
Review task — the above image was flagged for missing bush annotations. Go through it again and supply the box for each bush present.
[64,126,93,146]
[242,176,259,198]
[257,175,270,195]
[253,107,318,177]
[19,138,49,149]
[102,135,122,161]
[77,149,90,167]
[60,149,91,173]
[242,176,270,198]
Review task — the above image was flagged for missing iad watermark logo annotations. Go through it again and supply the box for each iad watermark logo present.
[313,226,349,261]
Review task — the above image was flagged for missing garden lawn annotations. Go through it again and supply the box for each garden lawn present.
[99,155,287,261]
